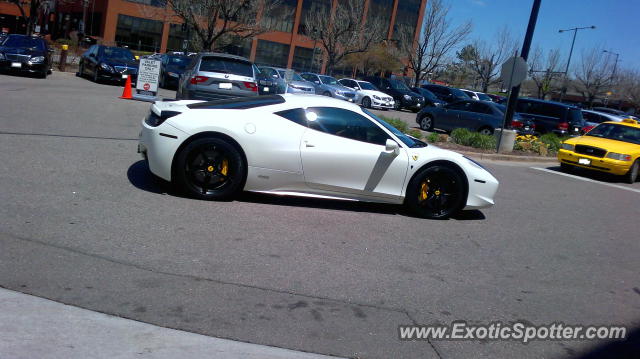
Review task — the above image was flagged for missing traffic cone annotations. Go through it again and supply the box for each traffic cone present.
[120,76,133,99]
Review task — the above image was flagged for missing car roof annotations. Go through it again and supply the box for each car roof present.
[604,119,640,129]
[520,97,580,109]
[198,52,251,62]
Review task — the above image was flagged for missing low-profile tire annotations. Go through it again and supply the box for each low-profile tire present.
[405,164,466,219]
[478,127,493,136]
[419,115,434,131]
[174,137,245,200]
[322,91,332,97]
[78,63,84,77]
[624,159,639,184]
[159,74,165,89]
[362,97,371,108]
[394,102,400,111]
[92,69,100,83]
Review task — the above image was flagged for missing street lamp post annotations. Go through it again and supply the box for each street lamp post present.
[558,25,595,102]
[603,49,620,81]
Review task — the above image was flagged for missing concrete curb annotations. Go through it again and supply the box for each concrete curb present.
[456,150,559,163]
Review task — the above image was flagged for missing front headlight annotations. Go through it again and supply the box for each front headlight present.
[30,56,45,63]
[403,94,411,100]
[373,95,381,100]
[167,72,179,77]
[560,143,574,151]
[0,53,5,60]
[606,152,632,161]
[100,63,114,72]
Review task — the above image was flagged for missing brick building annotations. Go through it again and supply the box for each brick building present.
[0,0,427,74]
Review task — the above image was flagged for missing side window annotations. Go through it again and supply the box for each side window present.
[446,101,470,111]
[306,107,391,146]
[469,102,491,114]
[261,68,276,78]
[275,108,307,127]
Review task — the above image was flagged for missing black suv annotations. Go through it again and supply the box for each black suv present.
[363,76,424,112]
[421,84,469,104]
[0,34,53,78]
[515,98,584,136]
[79,45,139,84]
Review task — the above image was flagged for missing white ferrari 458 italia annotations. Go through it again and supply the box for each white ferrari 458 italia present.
[138,94,498,219]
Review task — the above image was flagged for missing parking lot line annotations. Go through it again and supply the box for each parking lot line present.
[530,167,640,194]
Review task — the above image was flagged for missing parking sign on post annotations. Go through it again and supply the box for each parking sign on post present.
[134,58,161,102]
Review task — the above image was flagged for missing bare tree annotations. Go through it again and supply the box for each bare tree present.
[343,42,403,76]
[528,46,562,100]
[166,0,282,52]
[464,27,518,93]
[614,69,640,110]
[574,47,614,108]
[303,0,386,75]
[396,0,471,87]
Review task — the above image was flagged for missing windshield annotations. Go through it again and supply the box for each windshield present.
[168,56,190,69]
[102,47,135,61]
[477,93,492,101]
[585,123,640,145]
[389,79,410,91]
[277,70,304,81]
[358,81,378,91]
[319,75,338,85]
[3,36,45,50]
[363,109,427,148]
[417,88,438,100]
[449,87,469,99]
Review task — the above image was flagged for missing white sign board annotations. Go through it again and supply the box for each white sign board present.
[500,56,528,88]
[136,59,161,96]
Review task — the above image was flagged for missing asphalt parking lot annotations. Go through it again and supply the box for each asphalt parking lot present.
[1,71,639,358]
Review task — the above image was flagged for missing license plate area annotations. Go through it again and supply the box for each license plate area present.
[11,62,21,68]
[219,83,232,89]
[121,74,128,79]
[578,158,591,165]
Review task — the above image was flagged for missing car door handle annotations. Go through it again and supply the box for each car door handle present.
[304,141,315,148]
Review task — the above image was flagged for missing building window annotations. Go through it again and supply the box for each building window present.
[167,24,187,52]
[392,0,421,41]
[124,0,166,8]
[291,46,322,72]
[115,14,163,52]
[367,0,394,38]
[217,35,253,58]
[262,0,297,33]
[254,40,290,68]
[298,0,331,35]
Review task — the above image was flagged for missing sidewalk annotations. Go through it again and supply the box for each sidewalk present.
[0,288,344,359]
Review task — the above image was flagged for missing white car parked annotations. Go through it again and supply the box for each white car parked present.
[138,94,498,219]
[338,78,395,110]
[460,89,493,102]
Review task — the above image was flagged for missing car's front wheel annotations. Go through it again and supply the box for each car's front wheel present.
[625,159,639,184]
[405,164,465,219]
[362,97,371,108]
[322,91,331,97]
[174,137,245,200]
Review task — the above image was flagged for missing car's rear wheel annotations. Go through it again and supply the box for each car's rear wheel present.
[174,137,245,200]
[625,159,639,184]
[419,115,433,131]
[405,164,465,219]
[478,127,493,136]
[322,91,331,97]
[362,97,371,108]
[78,63,84,77]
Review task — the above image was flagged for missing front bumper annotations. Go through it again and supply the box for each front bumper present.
[399,97,424,110]
[0,60,47,74]
[557,149,631,175]
[287,86,315,94]
[98,69,137,82]
[371,98,394,109]
[334,93,355,102]
[139,119,190,181]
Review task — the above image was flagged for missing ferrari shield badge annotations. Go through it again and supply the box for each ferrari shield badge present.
[412,154,419,161]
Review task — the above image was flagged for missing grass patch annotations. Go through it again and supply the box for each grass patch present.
[451,128,496,150]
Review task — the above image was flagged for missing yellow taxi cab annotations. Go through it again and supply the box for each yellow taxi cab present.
[557,118,640,183]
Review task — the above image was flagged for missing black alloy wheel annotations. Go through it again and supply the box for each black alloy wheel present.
[174,138,245,200]
[362,97,371,108]
[420,116,433,131]
[406,165,465,219]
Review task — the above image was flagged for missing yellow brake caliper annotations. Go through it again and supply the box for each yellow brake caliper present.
[419,181,428,201]
[220,158,229,177]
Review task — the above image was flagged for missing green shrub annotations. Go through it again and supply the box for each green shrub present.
[451,128,473,145]
[426,132,440,143]
[406,129,423,139]
[451,128,496,150]
[380,116,408,133]
[539,133,566,153]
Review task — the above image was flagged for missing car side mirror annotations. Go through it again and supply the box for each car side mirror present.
[272,74,278,79]
[47,48,54,53]
[89,53,96,58]
[385,139,400,155]
[314,81,320,84]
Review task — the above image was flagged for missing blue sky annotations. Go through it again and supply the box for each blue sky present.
[447,0,640,71]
